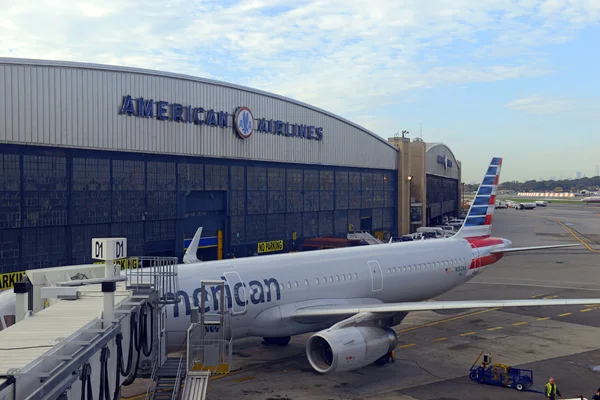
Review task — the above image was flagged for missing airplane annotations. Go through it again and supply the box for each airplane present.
[1,157,600,376]
[581,196,600,204]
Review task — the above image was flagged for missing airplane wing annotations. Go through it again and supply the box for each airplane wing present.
[292,298,600,322]
[490,243,582,254]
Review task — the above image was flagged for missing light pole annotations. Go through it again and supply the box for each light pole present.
[407,175,413,233]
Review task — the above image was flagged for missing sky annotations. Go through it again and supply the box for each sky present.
[1,0,599,183]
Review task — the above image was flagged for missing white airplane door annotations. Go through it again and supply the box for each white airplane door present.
[223,272,247,315]
[367,260,383,292]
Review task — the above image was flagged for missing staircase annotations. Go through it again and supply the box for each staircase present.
[147,357,185,400]
[347,230,384,245]
[180,371,211,400]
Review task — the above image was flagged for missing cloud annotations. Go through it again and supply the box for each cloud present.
[504,95,576,115]
[0,0,599,132]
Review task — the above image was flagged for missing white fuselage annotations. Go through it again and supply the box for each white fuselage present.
[163,236,497,349]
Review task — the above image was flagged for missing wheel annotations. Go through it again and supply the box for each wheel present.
[516,383,524,391]
[374,353,390,366]
[469,371,478,380]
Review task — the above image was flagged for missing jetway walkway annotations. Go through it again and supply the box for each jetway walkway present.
[0,237,180,400]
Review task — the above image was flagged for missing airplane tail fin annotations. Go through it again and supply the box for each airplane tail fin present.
[183,227,203,264]
[454,157,502,239]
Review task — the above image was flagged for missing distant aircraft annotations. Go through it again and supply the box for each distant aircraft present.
[581,196,600,204]
[1,157,599,376]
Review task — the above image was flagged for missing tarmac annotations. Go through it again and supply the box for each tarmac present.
[121,202,600,400]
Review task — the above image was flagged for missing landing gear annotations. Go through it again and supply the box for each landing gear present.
[262,336,291,346]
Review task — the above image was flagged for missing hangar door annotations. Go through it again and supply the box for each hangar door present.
[180,191,225,261]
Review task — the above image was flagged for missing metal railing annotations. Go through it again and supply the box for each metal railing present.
[172,356,185,400]
[125,256,180,305]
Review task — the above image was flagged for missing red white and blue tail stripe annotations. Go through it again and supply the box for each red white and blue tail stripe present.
[455,157,502,239]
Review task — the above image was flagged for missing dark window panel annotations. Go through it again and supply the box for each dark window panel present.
[247,166,266,190]
[23,155,67,227]
[285,212,302,240]
[374,172,384,191]
[147,191,177,220]
[374,190,384,208]
[319,170,333,191]
[178,163,204,191]
[320,190,333,211]
[72,158,111,225]
[230,190,246,216]
[335,190,348,210]
[0,154,21,229]
[372,208,383,230]
[71,224,111,265]
[246,215,266,244]
[268,168,285,191]
[348,209,360,231]
[362,190,373,208]
[286,169,303,191]
[230,166,245,191]
[286,191,303,212]
[148,161,176,191]
[302,212,318,237]
[318,210,333,236]
[303,190,319,212]
[304,170,318,190]
[22,226,68,269]
[348,191,361,209]
[230,216,245,245]
[383,208,394,229]
[268,191,286,214]
[113,160,145,191]
[205,164,228,191]
[267,213,285,240]
[349,172,361,191]
[334,210,347,235]
[146,220,176,242]
[247,191,267,214]
[335,171,348,191]
[362,172,373,191]
[0,229,20,273]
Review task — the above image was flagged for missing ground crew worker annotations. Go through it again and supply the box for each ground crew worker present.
[592,387,600,400]
[545,377,562,399]
[390,350,395,363]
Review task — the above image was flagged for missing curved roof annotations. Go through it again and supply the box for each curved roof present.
[426,142,460,166]
[0,57,397,151]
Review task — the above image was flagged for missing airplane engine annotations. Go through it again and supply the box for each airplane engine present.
[305,326,397,374]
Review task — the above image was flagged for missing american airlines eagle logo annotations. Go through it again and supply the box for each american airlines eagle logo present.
[234,106,254,139]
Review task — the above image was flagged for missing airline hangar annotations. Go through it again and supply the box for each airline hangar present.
[0,58,461,278]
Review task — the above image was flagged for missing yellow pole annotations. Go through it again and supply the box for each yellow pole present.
[217,230,223,260]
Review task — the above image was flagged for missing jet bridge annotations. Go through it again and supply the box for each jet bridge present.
[0,237,180,400]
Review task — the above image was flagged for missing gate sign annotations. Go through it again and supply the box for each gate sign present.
[92,238,128,261]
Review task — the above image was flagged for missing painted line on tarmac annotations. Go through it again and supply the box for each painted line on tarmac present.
[558,312,572,317]
[512,321,528,326]
[397,343,416,349]
[557,219,600,253]
[487,326,503,331]
[395,307,501,334]
[467,282,600,291]
[459,331,476,337]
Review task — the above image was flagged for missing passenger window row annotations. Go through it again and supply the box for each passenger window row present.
[387,257,468,274]
[281,272,361,291]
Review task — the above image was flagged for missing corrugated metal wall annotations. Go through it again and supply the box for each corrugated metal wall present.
[425,143,460,179]
[0,60,397,170]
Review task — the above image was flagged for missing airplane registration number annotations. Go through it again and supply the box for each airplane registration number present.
[455,265,467,272]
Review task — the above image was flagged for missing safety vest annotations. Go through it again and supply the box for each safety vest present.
[545,382,557,396]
